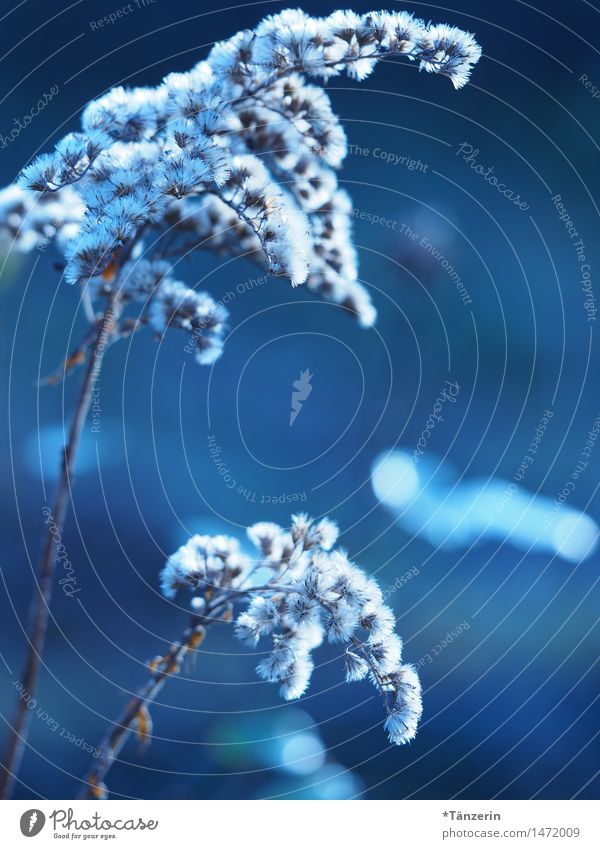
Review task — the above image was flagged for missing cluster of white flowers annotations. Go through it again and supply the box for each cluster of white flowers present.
[0,184,83,253]
[160,532,251,600]
[1,8,480,353]
[162,513,423,746]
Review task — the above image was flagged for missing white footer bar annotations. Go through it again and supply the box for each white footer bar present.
[0,800,597,847]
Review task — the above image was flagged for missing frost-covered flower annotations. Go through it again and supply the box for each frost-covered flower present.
[118,258,171,301]
[161,513,423,746]
[0,8,480,362]
[247,521,285,556]
[383,663,423,744]
[418,24,482,90]
[344,649,369,682]
[160,533,249,598]
[313,518,339,550]
[149,278,227,364]
[0,184,84,253]
[235,596,280,644]
[160,538,206,599]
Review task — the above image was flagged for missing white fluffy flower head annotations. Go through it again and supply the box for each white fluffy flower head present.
[1,8,480,358]
[161,513,423,746]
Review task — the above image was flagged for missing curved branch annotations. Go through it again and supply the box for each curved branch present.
[79,618,208,799]
[0,229,146,799]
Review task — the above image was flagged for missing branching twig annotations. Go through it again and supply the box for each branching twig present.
[78,598,233,799]
[79,617,208,799]
[78,562,309,798]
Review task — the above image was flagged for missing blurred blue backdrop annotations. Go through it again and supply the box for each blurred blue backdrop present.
[1,0,599,800]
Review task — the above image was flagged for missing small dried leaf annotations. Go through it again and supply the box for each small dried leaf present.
[41,348,86,386]
[165,651,181,675]
[147,655,162,672]
[134,704,153,748]
[101,258,118,281]
[189,627,206,649]
[88,776,108,800]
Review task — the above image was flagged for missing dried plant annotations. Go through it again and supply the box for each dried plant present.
[0,8,480,798]
[81,514,422,798]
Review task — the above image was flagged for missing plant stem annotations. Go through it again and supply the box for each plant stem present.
[78,558,309,797]
[78,617,211,799]
[0,294,121,800]
[78,531,321,797]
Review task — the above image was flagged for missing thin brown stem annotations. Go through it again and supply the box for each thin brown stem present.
[78,614,217,799]
[78,534,311,797]
[0,293,122,800]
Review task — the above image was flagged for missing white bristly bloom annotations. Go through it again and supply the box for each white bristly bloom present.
[160,533,250,598]
[149,278,227,365]
[247,521,285,556]
[0,184,84,253]
[0,9,480,359]
[161,514,423,746]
